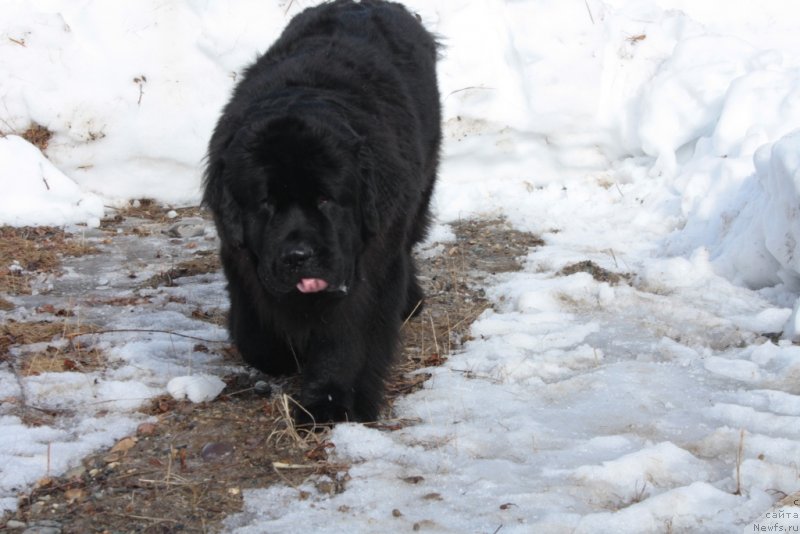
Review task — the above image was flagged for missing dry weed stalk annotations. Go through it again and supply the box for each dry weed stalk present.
[267,394,329,451]
[734,428,745,495]
[428,312,441,358]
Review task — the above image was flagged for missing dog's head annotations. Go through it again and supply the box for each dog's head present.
[205,114,377,297]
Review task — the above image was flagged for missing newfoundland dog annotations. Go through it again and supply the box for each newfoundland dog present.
[203,0,440,423]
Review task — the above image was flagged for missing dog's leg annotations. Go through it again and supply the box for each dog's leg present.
[227,279,298,375]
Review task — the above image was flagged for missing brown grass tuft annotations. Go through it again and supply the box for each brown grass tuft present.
[1,318,102,373]
[21,123,53,151]
[139,254,220,289]
[0,226,97,294]
[100,199,205,228]
[559,259,632,285]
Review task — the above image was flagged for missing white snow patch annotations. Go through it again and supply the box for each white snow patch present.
[166,374,226,403]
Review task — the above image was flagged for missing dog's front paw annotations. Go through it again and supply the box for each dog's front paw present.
[295,383,355,426]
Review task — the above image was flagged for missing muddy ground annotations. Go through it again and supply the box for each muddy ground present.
[0,205,561,533]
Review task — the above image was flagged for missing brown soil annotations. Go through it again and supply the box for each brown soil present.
[2,209,546,533]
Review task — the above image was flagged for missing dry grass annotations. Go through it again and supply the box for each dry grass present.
[21,123,54,151]
[1,318,102,374]
[0,226,96,295]
[0,320,65,357]
[18,343,105,376]
[559,259,632,285]
[139,253,220,289]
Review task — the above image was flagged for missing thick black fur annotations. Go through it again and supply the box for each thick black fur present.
[203,0,440,423]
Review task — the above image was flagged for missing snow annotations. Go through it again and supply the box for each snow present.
[0,136,104,227]
[3,0,800,531]
[166,374,226,403]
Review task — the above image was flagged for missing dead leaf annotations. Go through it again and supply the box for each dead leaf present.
[305,441,335,462]
[110,436,137,454]
[35,476,55,489]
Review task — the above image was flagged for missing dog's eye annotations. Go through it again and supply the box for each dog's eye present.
[316,196,330,208]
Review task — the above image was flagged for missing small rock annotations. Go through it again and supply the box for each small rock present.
[253,380,271,396]
[412,520,437,531]
[166,210,178,219]
[21,520,61,534]
[166,220,206,238]
[63,465,86,480]
[6,520,26,529]
[201,441,234,461]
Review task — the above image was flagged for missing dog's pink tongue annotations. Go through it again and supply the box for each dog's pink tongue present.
[296,278,329,293]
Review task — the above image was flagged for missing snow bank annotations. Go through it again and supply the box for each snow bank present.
[591,2,800,294]
[0,135,104,227]
[1,0,294,217]
[709,131,800,292]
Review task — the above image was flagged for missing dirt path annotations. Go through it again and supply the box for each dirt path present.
[1,205,544,533]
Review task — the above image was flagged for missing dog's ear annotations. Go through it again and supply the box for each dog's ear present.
[203,140,244,246]
[214,182,245,246]
[358,143,379,237]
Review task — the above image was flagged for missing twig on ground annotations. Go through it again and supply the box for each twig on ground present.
[584,0,595,24]
[67,328,226,344]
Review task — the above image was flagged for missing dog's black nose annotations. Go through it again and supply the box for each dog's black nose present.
[281,244,314,268]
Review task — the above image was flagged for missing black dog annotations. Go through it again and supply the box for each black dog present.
[203,0,440,423]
